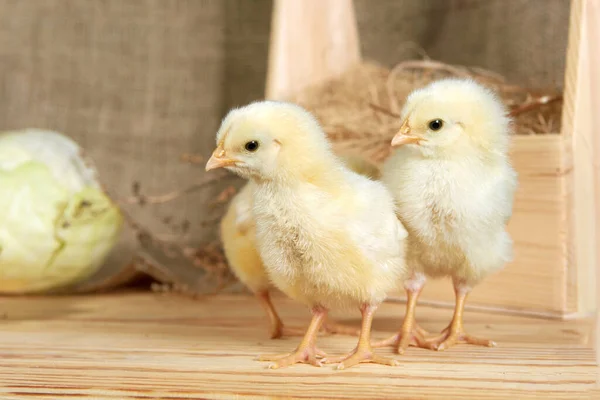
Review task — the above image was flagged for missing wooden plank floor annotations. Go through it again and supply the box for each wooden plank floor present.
[0,291,598,399]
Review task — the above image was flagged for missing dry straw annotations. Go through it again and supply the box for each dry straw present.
[290,60,563,164]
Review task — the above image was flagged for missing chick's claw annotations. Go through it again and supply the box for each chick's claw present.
[323,348,400,370]
[428,330,496,351]
[373,328,434,354]
[426,283,497,351]
[372,319,434,353]
[404,324,437,351]
[258,346,327,369]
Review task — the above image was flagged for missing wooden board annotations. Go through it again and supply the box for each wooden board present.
[561,0,600,317]
[266,0,361,100]
[390,135,569,316]
[562,0,600,366]
[0,291,596,399]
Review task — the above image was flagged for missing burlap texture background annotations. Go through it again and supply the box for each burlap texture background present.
[0,0,570,284]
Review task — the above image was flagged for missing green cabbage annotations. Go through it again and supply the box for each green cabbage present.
[0,129,123,293]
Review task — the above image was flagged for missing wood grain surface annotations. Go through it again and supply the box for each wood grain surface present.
[0,291,597,399]
[266,0,361,100]
[561,0,600,318]
[562,0,600,366]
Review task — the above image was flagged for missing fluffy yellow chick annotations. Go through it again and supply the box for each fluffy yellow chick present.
[206,101,407,369]
[220,153,380,339]
[377,78,517,353]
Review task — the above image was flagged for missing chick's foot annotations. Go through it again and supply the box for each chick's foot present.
[372,322,434,353]
[324,304,399,370]
[428,281,496,351]
[427,325,496,351]
[372,281,432,353]
[258,306,328,369]
[324,346,399,370]
[257,345,327,369]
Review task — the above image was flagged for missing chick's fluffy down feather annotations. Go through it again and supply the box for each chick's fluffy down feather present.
[220,155,383,296]
[383,153,515,285]
[253,166,408,310]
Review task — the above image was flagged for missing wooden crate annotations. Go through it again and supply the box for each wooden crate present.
[266,0,599,318]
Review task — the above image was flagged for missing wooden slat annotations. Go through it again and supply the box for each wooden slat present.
[561,0,600,317]
[0,292,596,399]
[265,0,361,100]
[388,135,568,315]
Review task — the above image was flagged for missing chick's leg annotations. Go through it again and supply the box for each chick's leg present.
[427,280,496,351]
[256,291,304,339]
[257,306,328,369]
[372,273,432,353]
[324,304,400,370]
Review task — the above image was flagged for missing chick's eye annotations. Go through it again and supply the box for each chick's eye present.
[428,119,443,131]
[244,140,259,152]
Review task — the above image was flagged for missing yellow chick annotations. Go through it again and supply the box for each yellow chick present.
[377,78,518,352]
[206,101,407,369]
[220,153,380,340]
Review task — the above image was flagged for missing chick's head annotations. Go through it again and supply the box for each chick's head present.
[205,101,333,181]
[392,78,511,157]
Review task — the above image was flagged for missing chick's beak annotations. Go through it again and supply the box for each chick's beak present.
[391,120,423,147]
[205,147,238,171]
